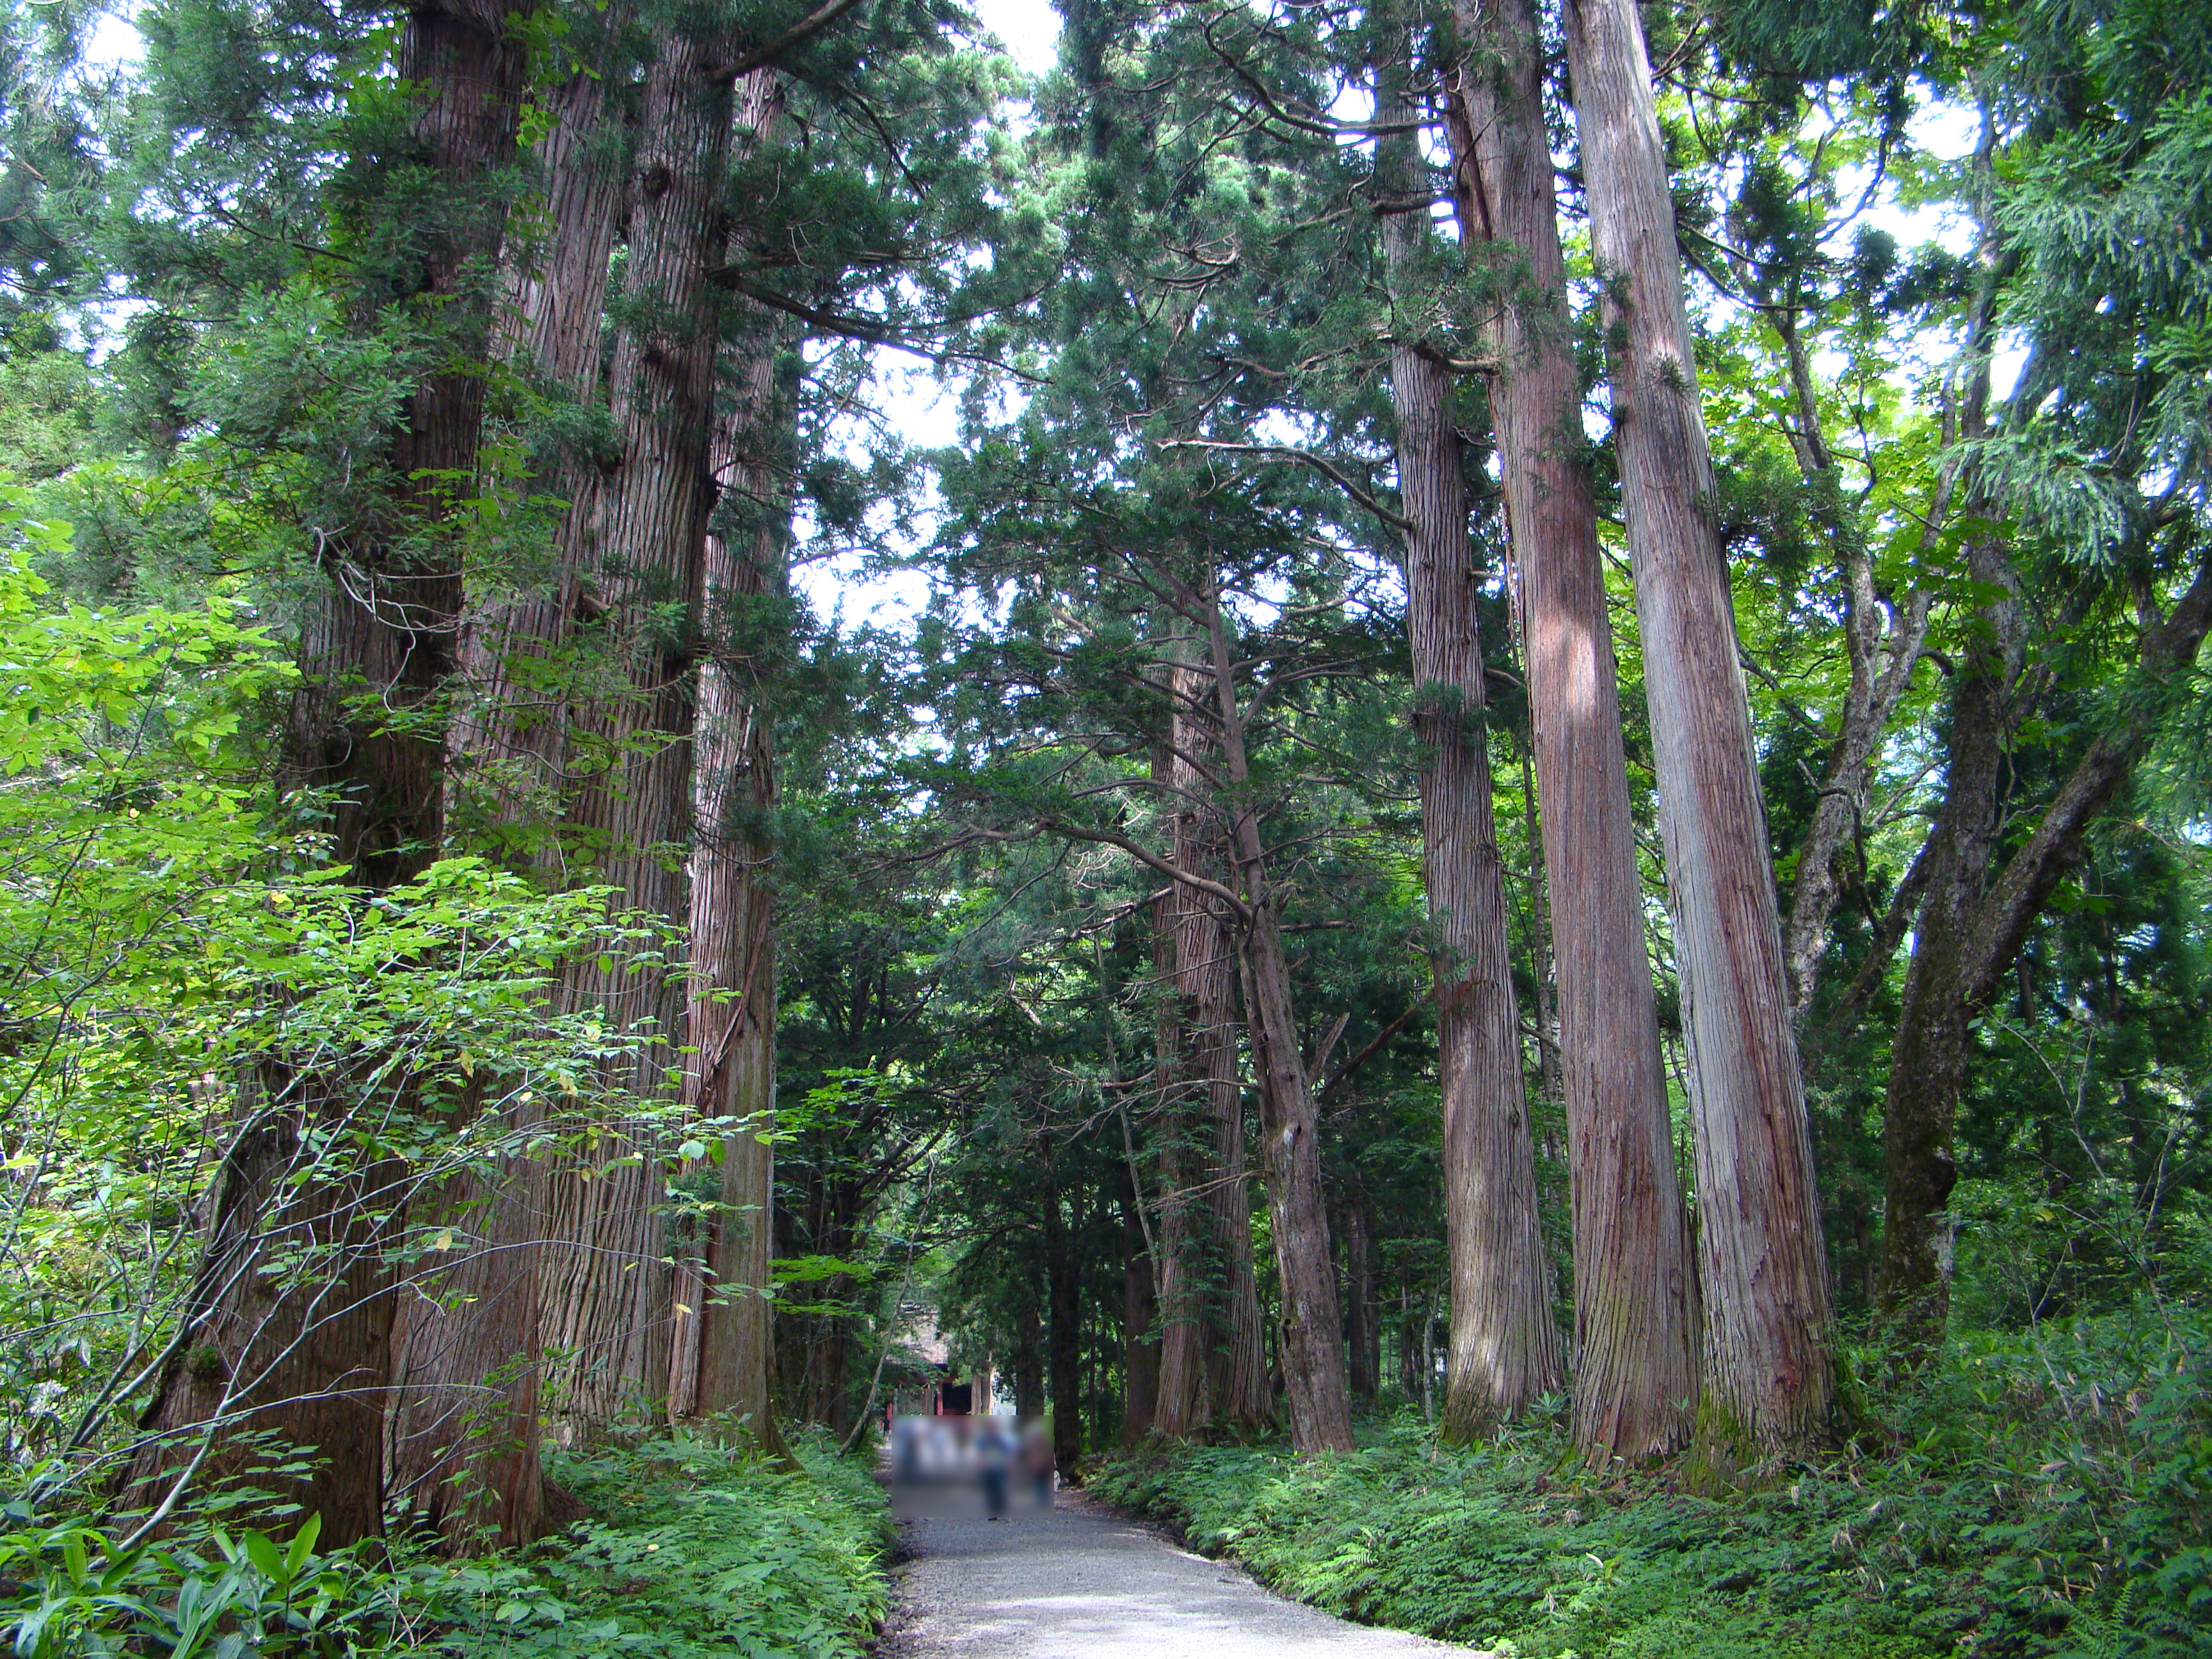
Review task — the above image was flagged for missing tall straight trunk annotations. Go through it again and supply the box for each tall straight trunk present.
[669,68,790,1444]
[538,22,737,1436]
[1149,758,1213,1438]
[1201,594,1356,1455]
[1874,526,2014,1345]
[1518,739,1560,1109]
[1044,1181,1083,1471]
[1562,0,1836,1459]
[128,0,528,1548]
[1443,0,1698,1462]
[387,22,632,1552]
[446,23,632,853]
[1342,1196,1380,1402]
[1119,1176,1160,1445]
[1375,57,1561,1438]
[384,1093,543,1551]
[1168,662,1273,1433]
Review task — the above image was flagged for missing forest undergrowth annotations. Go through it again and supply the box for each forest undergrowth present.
[1091,1311,2211,1659]
[0,1428,889,1658]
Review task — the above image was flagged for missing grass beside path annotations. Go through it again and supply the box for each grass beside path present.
[1089,1311,2209,1659]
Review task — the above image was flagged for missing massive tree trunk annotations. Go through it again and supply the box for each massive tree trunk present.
[1153,659,1272,1438]
[1561,0,1836,1460]
[1199,595,1356,1455]
[669,68,791,1446]
[128,0,529,1548]
[1148,762,1213,1438]
[387,19,633,1553]
[1173,667,1274,1436]
[537,22,739,1437]
[445,17,632,853]
[1375,54,1561,1438]
[1188,881,1271,1432]
[384,1092,544,1551]
[1442,0,1698,1463]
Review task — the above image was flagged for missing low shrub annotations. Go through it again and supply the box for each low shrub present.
[0,1428,890,1658]
[1092,1309,2208,1658]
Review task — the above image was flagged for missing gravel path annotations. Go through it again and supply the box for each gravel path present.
[876,1487,1451,1658]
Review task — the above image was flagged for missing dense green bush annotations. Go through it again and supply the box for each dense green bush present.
[1092,1311,2209,1658]
[0,1431,890,1657]
[458,1431,892,1659]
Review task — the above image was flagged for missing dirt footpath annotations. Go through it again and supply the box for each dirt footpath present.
[876,1487,1451,1658]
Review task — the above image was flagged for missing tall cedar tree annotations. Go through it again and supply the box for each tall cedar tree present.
[1373,28,1561,1434]
[1440,0,1700,1461]
[1562,0,1837,1457]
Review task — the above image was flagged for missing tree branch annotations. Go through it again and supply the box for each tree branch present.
[709,0,869,81]
[1960,543,2212,1009]
[1157,438,1413,532]
[1036,818,1254,926]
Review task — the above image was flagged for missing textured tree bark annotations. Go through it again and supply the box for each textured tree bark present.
[1175,684,1272,1435]
[1044,1178,1084,1471]
[1119,1176,1160,1444]
[1375,56,1562,1438]
[387,17,634,1553]
[1517,740,1560,1110]
[129,0,529,1548]
[1561,0,1836,1460]
[1871,531,2012,1346]
[669,68,790,1448]
[1189,890,1272,1432]
[384,1104,544,1551]
[127,1098,411,1548]
[1153,657,1271,1437]
[1443,0,1699,1463]
[1201,596,1356,1455]
[445,20,632,856]
[536,21,737,1437]
[1148,758,1213,1438]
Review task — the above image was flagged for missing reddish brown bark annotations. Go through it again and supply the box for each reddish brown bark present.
[1162,659,1273,1437]
[1376,56,1562,1438]
[669,70,792,1442]
[129,0,530,1548]
[387,17,636,1554]
[1562,0,1835,1458]
[1120,1177,1161,1445]
[1442,0,1698,1462]
[536,22,741,1436]
[1149,747,1214,1438]
[385,1103,545,1551]
[1201,595,1356,1455]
